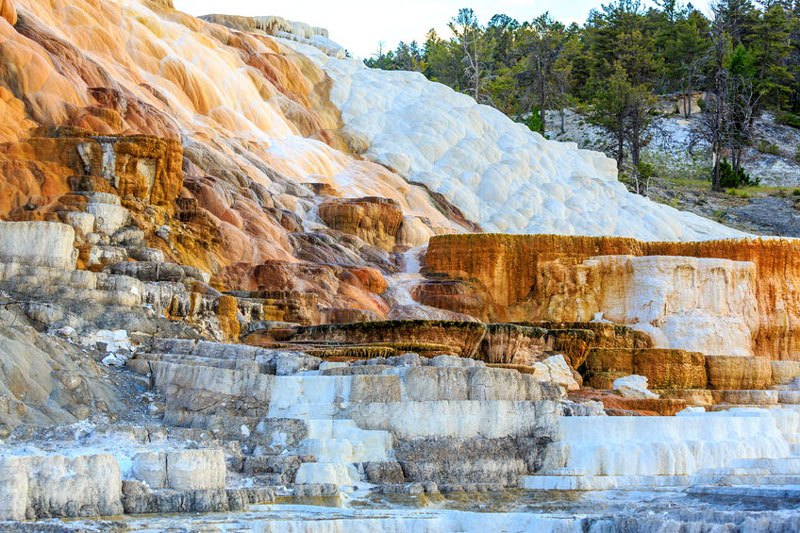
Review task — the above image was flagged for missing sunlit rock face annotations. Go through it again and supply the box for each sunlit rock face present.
[423,234,800,361]
[285,42,744,242]
[0,0,16,26]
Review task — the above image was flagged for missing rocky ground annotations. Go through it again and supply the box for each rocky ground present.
[546,109,800,237]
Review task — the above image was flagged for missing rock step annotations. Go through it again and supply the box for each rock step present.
[699,474,800,486]
[73,191,122,205]
[688,485,800,499]
[520,474,691,491]
[729,457,800,474]
[711,390,779,405]
[150,338,267,360]
[778,391,800,404]
[300,434,392,463]
[132,353,269,374]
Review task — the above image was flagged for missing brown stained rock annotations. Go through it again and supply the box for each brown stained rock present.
[583,348,707,390]
[545,329,595,370]
[582,348,635,384]
[657,389,714,408]
[632,350,707,390]
[569,390,687,416]
[318,197,403,252]
[477,324,548,365]
[770,361,800,385]
[411,277,495,323]
[287,320,487,359]
[323,308,381,324]
[214,260,388,324]
[705,355,772,390]
[423,233,800,362]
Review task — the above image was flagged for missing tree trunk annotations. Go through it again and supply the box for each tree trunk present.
[538,56,547,134]
[560,106,565,134]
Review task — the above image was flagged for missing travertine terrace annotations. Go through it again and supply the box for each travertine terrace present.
[0,1,798,531]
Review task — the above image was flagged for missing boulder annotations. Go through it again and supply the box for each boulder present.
[166,449,226,491]
[613,375,659,399]
[531,354,581,394]
[0,454,123,519]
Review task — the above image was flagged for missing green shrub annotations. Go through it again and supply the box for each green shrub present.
[525,106,544,135]
[718,159,758,188]
[756,140,781,155]
[793,188,800,197]
[777,112,800,129]
[795,146,800,163]
[637,161,656,181]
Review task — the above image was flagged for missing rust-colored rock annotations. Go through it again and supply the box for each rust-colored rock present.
[423,234,800,361]
[0,0,16,26]
[318,197,403,251]
[632,349,707,390]
[569,390,687,416]
[348,266,388,294]
[216,294,241,342]
[411,277,495,322]
[705,355,772,390]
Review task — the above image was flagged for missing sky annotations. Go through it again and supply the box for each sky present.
[173,0,712,60]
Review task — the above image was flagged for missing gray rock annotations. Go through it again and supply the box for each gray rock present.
[276,352,322,375]
[429,354,484,368]
[364,461,405,484]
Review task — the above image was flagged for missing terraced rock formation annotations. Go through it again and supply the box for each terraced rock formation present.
[0,1,799,531]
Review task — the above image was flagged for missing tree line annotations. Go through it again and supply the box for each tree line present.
[365,1,800,192]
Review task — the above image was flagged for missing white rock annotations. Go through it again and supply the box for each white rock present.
[294,47,747,242]
[86,203,129,235]
[572,255,759,357]
[84,329,132,353]
[613,375,659,399]
[166,449,226,490]
[0,454,123,519]
[532,354,580,396]
[0,221,76,270]
[102,353,128,367]
[131,451,167,489]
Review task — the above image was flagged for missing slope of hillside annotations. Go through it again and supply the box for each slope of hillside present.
[277,40,745,241]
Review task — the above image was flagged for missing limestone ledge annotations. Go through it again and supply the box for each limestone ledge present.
[0,448,229,521]
[0,221,76,270]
